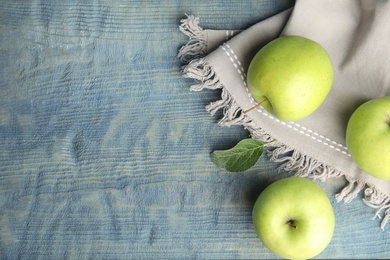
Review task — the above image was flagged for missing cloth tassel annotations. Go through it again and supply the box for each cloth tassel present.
[182,59,223,91]
[380,209,390,230]
[206,88,232,116]
[218,101,247,127]
[363,187,390,230]
[335,179,365,203]
[246,122,275,143]
[267,147,343,182]
[178,15,207,63]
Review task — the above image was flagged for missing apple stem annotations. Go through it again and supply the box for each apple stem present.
[244,98,268,114]
[286,220,298,229]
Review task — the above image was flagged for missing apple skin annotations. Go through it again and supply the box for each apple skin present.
[346,96,390,180]
[247,35,334,121]
[252,177,335,259]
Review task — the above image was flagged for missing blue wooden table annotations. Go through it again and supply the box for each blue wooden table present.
[1,0,389,258]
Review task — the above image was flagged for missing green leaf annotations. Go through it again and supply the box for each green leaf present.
[210,138,264,172]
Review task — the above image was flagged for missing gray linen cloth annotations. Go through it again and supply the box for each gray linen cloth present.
[179,0,390,229]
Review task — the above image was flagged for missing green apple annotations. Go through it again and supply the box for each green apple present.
[346,96,390,180]
[252,177,335,259]
[246,35,334,121]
